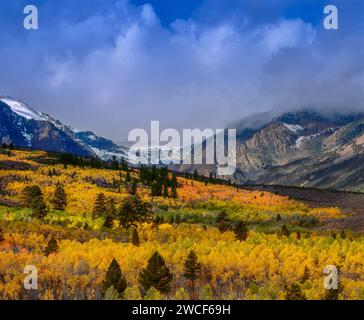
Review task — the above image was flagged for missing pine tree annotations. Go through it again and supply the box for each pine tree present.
[25,186,47,220]
[102,259,127,297]
[300,266,310,283]
[162,185,169,198]
[125,172,131,183]
[285,283,306,300]
[93,193,106,219]
[324,284,342,300]
[103,215,114,228]
[132,228,140,247]
[44,236,59,256]
[51,184,67,211]
[22,185,42,207]
[105,197,117,218]
[184,250,201,299]
[281,225,290,237]
[0,228,5,243]
[340,229,346,239]
[119,195,150,229]
[216,210,231,233]
[184,250,201,281]
[209,172,214,184]
[138,251,173,295]
[103,197,117,228]
[234,221,248,241]
[130,180,138,195]
[193,170,198,181]
[151,181,162,197]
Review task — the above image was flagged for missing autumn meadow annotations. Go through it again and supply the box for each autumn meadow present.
[0,147,363,300]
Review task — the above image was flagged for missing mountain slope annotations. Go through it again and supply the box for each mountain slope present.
[0,96,128,161]
[2,96,364,191]
[173,110,364,191]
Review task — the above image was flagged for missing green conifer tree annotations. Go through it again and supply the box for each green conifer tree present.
[0,228,5,243]
[51,184,67,211]
[138,251,173,295]
[119,195,150,229]
[93,193,106,219]
[216,210,231,233]
[184,250,201,299]
[26,186,47,219]
[300,266,310,284]
[132,228,140,247]
[285,283,306,300]
[130,180,138,195]
[44,236,59,256]
[281,224,290,237]
[234,221,249,241]
[102,258,127,297]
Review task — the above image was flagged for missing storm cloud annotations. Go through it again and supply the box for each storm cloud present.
[0,0,363,141]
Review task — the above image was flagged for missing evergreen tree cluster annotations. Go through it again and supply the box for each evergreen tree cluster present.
[139,166,178,199]
[22,184,69,218]
[92,193,151,229]
[22,185,48,219]
[59,153,129,171]
[183,170,218,186]
[102,249,206,299]
[215,210,249,241]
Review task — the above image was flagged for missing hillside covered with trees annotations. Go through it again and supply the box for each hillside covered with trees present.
[0,147,363,300]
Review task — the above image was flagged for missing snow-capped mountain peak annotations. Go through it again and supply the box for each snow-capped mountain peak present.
[0,96,128,161]
[0,97,45,121]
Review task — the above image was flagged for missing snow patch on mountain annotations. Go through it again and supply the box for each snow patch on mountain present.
[295,127,338,149]
[284,123,304,133]
[295,136,307,149]
[22,132,33,147]
[0,97,44,121]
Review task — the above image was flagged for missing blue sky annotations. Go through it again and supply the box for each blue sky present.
[0,0,363,140]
